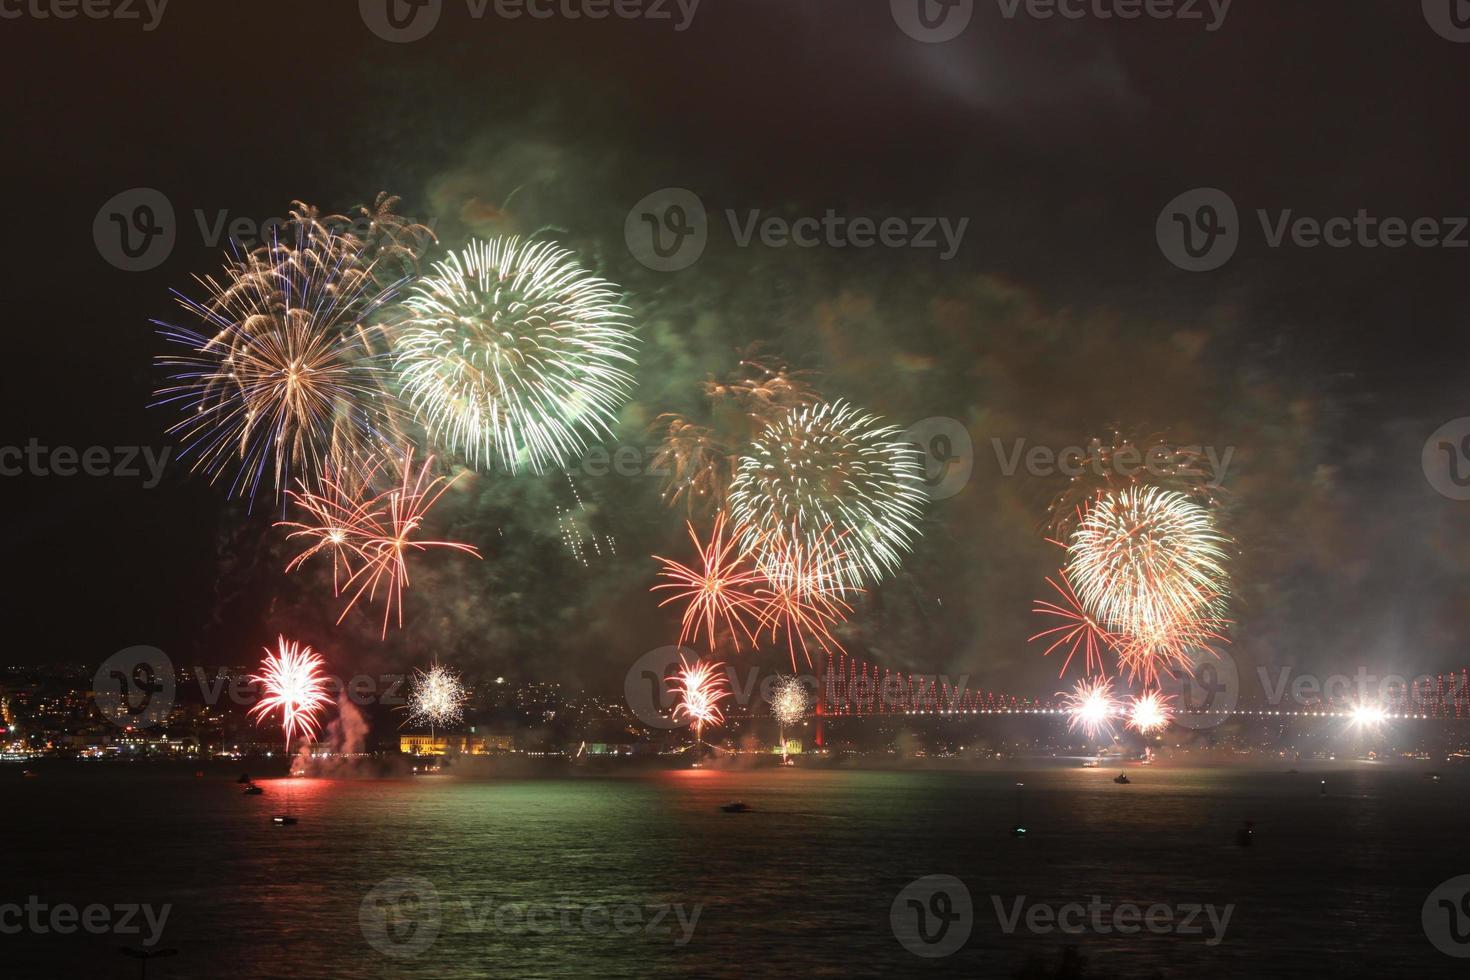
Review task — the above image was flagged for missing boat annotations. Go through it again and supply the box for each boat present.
[1113,772,1131,784]
[272,815,298,826]
[1081,760,1100,768]
[243,784,264,796]
[720,801,750,813]
[1235,821,1255,846]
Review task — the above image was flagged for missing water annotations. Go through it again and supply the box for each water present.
[4,762,1463,978]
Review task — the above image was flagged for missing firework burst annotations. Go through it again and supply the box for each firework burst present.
[754,525,856,669]
[1127,690,1174,734]
[651,513,767,652]
[1029,570,1119,678]
[392,237,636,474]
[249,637,332,753]
[1062,677,1122,739]
[280,452,481,637]
[669,655,730,742]
[653,350,817,512]
[155,203,409,501]
[405,664,470,731]
[1065,486,1230,681]
[1045,430,1220,539]
[729,400,925,588]
[769,675,810,728]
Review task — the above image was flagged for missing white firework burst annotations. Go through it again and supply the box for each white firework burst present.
[405,664,469,730]
[392,237,636,474]
[728,400,925,588]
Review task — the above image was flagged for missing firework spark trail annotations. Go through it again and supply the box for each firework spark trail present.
[392,237,636,475]
[651,513,767,652]
[1030,571,1119,677]
[280,452,481,637]
[405,664,470,730]
[729,400,926,589]
[155,204,411,502]
[754,525,856,669]
[1062,677,1122,739]
[669,655,730,742]
[249,637,332,753]
[1127,690,1174,734]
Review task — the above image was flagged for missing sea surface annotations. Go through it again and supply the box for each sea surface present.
[4,761,1466,978]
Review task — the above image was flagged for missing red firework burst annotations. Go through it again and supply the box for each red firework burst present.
[668,654,730,741]
[280,451,481,637]
[248,636,332,753]
[1030,571,1119,677]
[651,512,766,652]
[754,525,856,669]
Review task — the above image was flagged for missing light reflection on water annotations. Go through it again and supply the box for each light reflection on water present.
[6,764,1463,978]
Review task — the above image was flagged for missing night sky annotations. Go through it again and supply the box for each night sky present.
[7,1,1470,694]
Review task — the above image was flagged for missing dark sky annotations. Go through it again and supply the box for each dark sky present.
[6,1,1470,696]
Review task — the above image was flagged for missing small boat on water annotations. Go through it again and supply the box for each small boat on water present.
[1081,760,1100,768]
[243,784,264,796]
[720,801,750,813]
[1113,772,1131,784]
[272,815,298,826]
